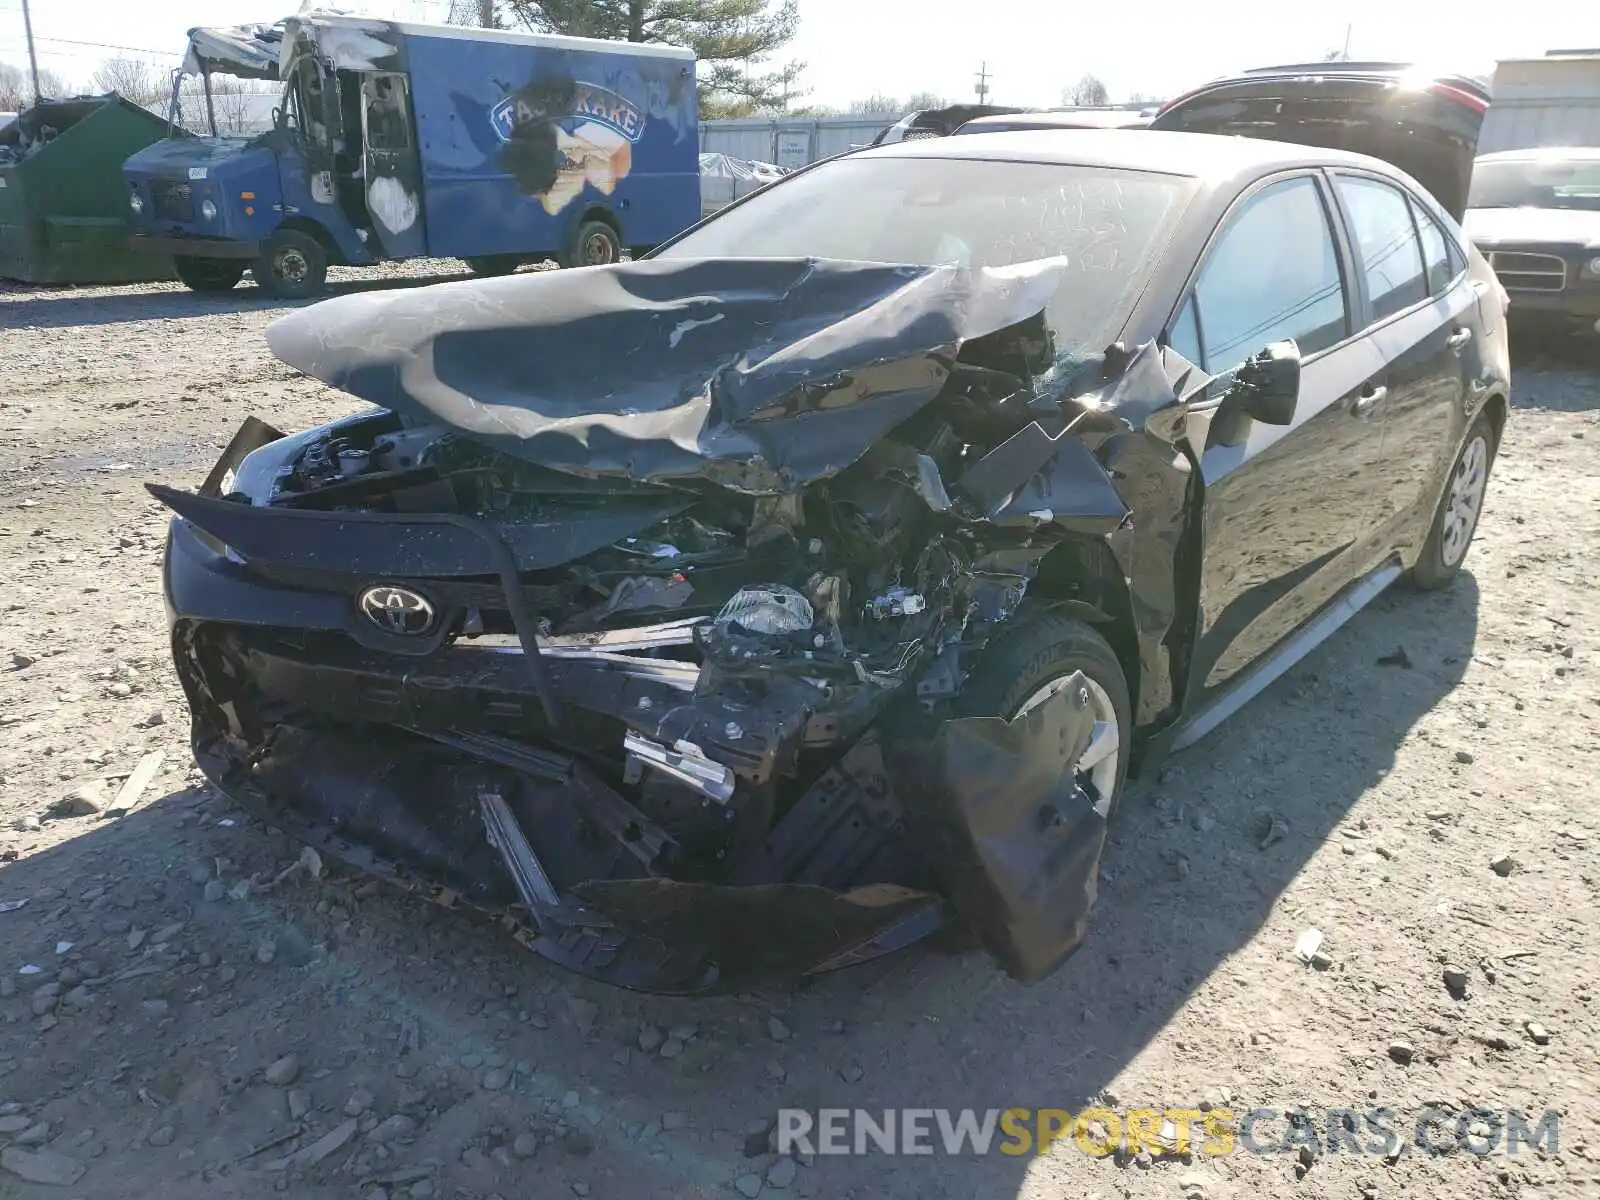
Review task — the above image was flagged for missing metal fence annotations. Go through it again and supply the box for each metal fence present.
[699,116,890,168]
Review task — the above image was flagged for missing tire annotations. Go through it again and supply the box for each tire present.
[464,254,522,277]
[955,611,1133,818]
[173,256,244,293]
[252,229,328,299]
[561,219,621,268]
[1408,411,1497,590]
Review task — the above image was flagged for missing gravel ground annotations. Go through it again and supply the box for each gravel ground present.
[1,270,1597,1200]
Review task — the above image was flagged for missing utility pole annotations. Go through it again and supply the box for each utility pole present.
[20,0,42,104]
[1341,24,1352,61]
[975,62,991,104]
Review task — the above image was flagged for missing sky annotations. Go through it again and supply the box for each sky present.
[3,0,1597,110]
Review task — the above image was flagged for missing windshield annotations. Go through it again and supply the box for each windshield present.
[1469,158,1600,211]
[657,155,1195,358]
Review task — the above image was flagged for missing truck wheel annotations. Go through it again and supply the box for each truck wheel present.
[1408,410,1497,590]
[464,254,522,277]
[954,611,1133,819]
[563,220,621,268]
[173,256,245,293]
[253,229,328,299]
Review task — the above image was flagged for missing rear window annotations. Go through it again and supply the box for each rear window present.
[657,155,1196,362]
[1335,176,1428,320]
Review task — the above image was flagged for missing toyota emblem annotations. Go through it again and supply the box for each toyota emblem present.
[358,585,437,636]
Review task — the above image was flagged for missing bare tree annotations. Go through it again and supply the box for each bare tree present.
[1,61,75,108]
[91,56,168,110]
[905,91,947,111]
[1063,73,1109,107]
[845,93,903,116]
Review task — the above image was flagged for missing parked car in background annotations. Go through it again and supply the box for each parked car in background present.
[1464,147,1600,335]
[869,104,1028,145]
[954,108,1151,134]
[1149,62,1491,220]
[150,121,1508,995]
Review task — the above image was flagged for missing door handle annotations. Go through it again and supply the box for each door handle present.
[1353,385,1387,417]
[1447,327,1474,353]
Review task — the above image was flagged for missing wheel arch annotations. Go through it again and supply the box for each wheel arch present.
[1024,534,1143,735]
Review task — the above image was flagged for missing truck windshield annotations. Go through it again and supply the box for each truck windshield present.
[656,155,1195,359]
[1469,158,1600,211]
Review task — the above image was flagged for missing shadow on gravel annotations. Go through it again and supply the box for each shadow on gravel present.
[0,269,479,331]
[751,573,1482,1197]
[1509,324,1600,410]
[0,576,1482,1199]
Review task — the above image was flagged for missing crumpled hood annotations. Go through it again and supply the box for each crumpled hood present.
[264,256,1071,495]
[1464,205,1600,249]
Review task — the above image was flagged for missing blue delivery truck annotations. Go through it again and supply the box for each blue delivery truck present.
[124,14,699,296]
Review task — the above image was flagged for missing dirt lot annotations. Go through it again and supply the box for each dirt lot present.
[1,270,1597,1200]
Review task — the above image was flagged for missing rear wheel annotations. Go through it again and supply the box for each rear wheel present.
[173,256,245,293]
[1408,411,1496,589]
[955,611,1132,818]
[252,229,328,299]
[562,219,621,268]
[464,254,523,277]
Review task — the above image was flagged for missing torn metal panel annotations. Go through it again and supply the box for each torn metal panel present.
[262,255,1073,495]
[183,23,286,80]
[885,671,1105,983]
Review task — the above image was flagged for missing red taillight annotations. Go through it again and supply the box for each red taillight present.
[1430,82,1489,113]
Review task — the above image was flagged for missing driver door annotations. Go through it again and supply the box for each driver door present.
[1170,171,1390,701]
[359,72,428,259]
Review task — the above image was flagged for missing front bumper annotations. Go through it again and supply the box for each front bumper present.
[154,424,1112,992]
[130,233,260,260]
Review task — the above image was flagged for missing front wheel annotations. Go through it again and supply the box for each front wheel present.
[173,256,245,293]
[955,611,1132,818]
[561,220,621,268]
[252,229,328,299]
[1408,411,1497,590]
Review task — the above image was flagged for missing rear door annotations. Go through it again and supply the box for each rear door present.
[1150,69,1488,219]
[1327,172,1481,551]
[1168,172,1390,700]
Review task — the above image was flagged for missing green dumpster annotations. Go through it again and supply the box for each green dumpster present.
[0,93,177,284]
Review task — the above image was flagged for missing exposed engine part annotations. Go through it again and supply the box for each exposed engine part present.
[623,731,736,804]
[715,585,814,636]
[372,424,450,472]
[866,587,927,620]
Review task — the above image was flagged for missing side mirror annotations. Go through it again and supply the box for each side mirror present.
[1229,339,1301,425]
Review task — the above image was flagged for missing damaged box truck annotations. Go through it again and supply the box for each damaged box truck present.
[123,13,699,297]
[152,127,1508,995]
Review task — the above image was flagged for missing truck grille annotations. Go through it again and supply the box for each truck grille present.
[151,180,195,223]
[1488,251,1566,293]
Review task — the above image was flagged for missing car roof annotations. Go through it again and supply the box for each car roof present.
[1477,146,1600,163]
[857,128,1403,183]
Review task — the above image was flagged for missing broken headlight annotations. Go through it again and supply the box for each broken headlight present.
[227,427,325,504]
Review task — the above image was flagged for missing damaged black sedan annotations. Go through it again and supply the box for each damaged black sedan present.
[154,130,1510,993]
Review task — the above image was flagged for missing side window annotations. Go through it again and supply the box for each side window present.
[1335,176,1428,320]
[363,74,410,152]
[1168,294,1201,363]
[1188,176,1349,374]
[1409,196,1455,296]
